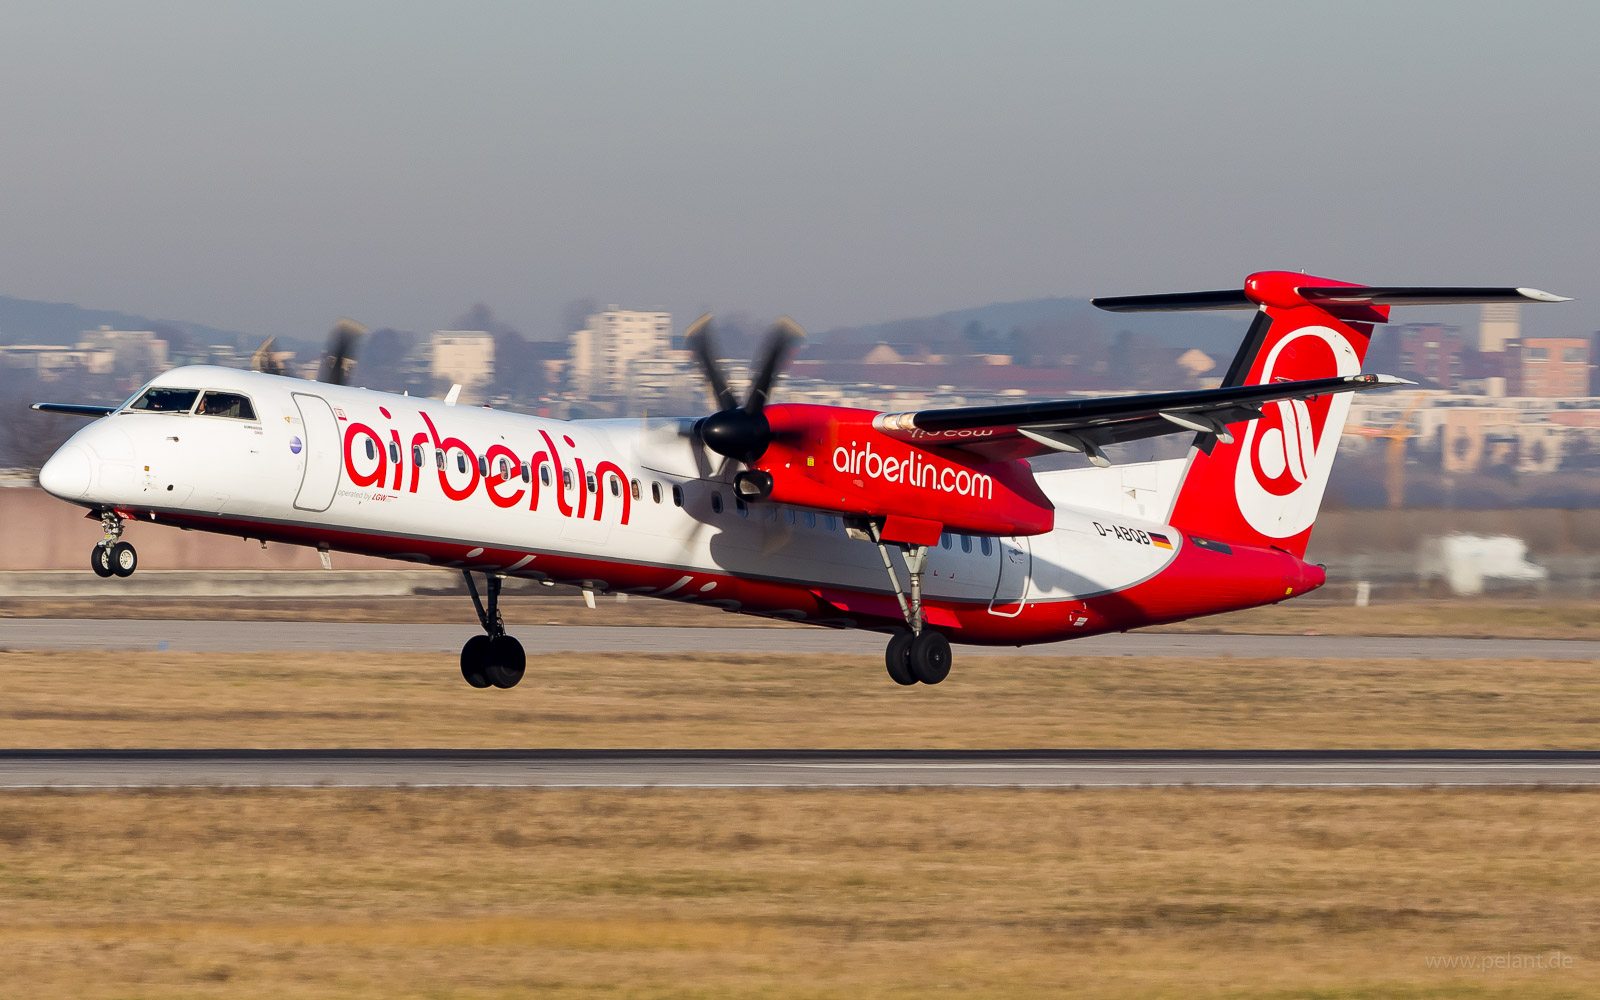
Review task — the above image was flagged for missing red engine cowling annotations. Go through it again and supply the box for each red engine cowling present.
[747,404,1055,538]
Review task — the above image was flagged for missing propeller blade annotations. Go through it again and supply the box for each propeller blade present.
[743,317,805,415]
[318,319,367,385]
[250,337,285,377]
[683,314,738,412]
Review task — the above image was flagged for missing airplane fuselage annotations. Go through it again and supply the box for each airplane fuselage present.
[39,365,1322,646]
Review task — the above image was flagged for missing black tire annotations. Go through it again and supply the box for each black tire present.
[90,545,114,578]
[486,635,526,689]
[908,630,952,685]
[109,542,138,578]
[460,634,493,689]
[885,632,917,686]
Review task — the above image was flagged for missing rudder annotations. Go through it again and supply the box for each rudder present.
[1094,272,1569,558]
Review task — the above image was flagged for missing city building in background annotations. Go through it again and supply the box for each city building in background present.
[429,331,496,396]
[1505,337,1590,398]
[1393,323,1467,390]
[1479,302,1520,353]
[568,308,673,398]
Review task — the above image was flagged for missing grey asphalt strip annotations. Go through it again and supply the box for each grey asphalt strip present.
[1,619,1597,659]
[3,750,1600,788]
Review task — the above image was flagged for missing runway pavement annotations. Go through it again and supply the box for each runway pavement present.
[2,619,1598,659]
[4,749,1600,788]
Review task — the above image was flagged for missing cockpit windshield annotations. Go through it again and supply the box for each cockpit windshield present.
[196,391,257,420]
[127,387,200,413]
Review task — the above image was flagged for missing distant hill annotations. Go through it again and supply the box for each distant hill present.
[0,295,251,347]
[817,296,1250,355]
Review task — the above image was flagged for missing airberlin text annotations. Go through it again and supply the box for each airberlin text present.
[831,439,994,500]
[339,411,631,525]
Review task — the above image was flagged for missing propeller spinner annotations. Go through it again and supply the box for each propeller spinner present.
[684,315,804,465]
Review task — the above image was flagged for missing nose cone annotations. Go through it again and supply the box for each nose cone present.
[39,445,93,500]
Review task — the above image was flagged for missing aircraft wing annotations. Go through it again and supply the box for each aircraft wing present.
[870,373,1410,465]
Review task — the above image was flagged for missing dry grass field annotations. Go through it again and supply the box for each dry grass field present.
[2,595,1598,637]
[4,610,1596,997]
[3,649,1600,748]
[1,787,1597,998]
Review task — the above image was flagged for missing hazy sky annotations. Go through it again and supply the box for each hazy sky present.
[0,1,1595,341]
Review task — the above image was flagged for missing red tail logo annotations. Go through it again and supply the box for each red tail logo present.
[1170,273,1379,556]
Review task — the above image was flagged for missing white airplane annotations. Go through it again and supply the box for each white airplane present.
[34,271,1567,689]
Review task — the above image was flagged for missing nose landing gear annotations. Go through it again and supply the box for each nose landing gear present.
[459,570,525,689]
[90,511,137,578]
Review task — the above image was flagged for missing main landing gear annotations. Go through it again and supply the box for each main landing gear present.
[89,511,137,579]
[459,570,525,690]
[867,523,953,686]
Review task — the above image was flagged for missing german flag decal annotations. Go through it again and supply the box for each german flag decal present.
[1149,532,1174,550]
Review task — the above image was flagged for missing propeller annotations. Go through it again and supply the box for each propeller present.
[249,320,366,383]
[317,319,367,385]
[685,315,804,465]
[250,337,286,377]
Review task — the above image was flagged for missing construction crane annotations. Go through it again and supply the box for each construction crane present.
[1343,392,1427,509]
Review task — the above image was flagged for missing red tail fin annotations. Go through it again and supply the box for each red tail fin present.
[1164,272,1380,557]
[1091,275,1571,557]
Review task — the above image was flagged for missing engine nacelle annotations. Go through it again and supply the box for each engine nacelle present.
[751,404,1054,537]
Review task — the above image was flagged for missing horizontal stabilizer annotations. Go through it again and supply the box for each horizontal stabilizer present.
[1091,289,1254,312]
[1297,286,1571,306]
[31,403,116,418]
[1094,278,1570,314]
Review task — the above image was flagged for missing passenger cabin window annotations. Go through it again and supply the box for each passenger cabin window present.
[711,492,723,515]
[128,387,199,413]
[671,484,684,507]
[388,441,400,465]
[195,391,256,420]
[413,444,425,466]
[435,448,445,470]
[825,515,837,531]
[735,497,749,518]
[630,479,641,500]
[521,462,531,483]
[457,453,469,474]
[960,535,972,553]
[562,469,573,490]
[586,472,597,494]
[365,439,377,461]
[651,482,663,504]
[610,476,620,497]
[940,532,953,550]
[981,537,993,556]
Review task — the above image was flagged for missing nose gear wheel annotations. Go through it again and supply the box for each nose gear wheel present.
[90,510,137,579]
